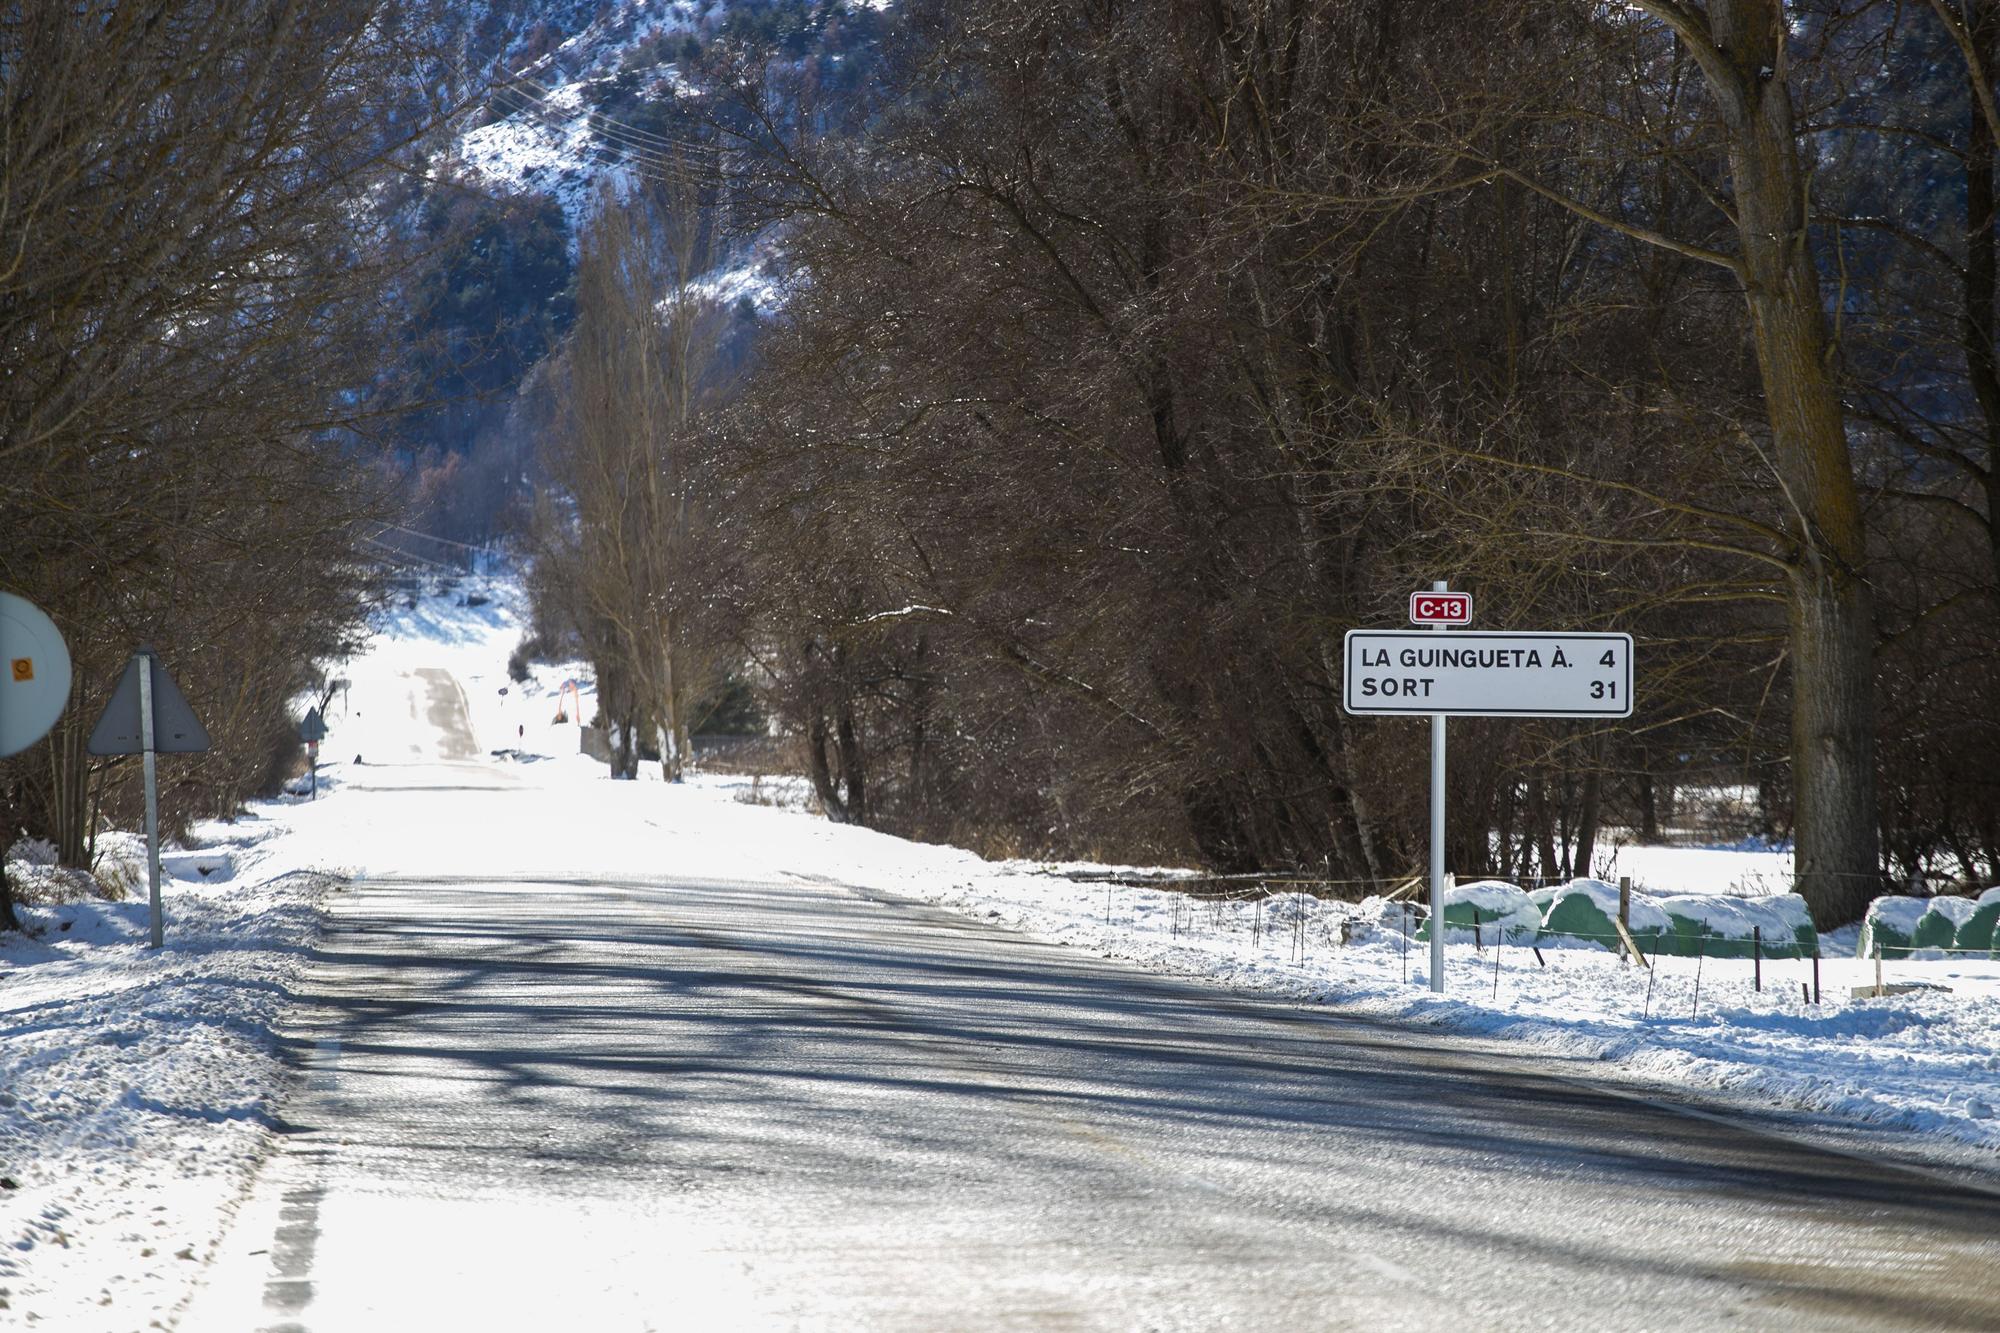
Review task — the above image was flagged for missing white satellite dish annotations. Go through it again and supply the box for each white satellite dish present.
[0,592,72,758]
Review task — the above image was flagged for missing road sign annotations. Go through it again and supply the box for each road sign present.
[0,592,71,758]
[1342,630,1634,718]
[87,649,210,754]
[1408,590,1472,625]
[87,647,209,949]
[299,707,326,800]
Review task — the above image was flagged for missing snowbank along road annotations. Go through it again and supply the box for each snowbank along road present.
[173,667,2000,1332]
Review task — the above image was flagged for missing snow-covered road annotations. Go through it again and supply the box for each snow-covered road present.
[11,578,2000,1330]
[176,748,2000,1331]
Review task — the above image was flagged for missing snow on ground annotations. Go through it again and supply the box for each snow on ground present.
[0,837,338,1326]
[0,576,578,1330]
[892,868,2000,1153]
[1592,840,1806,900]
[342,576,598,768]
[690,254,786,313]
[5,572,1999,1328]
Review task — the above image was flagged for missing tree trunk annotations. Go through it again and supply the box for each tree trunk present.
[0,782,19,932]
[806,712,852,823]
[658,627,684,784]
[1755,769,1782,840]
[1574,762,1603,882]
[35,711,92,868]
[1637,771,1660,843]
[908,633,931,829]
[1281,697,1379,884]
[1527,774,1559,885]
[613,714,638,780]
[1788,569,1880,922]
[1555,770,1575,879]
[1963,0,2000,591]
[835,704,867,827]
[1709,0,1883,924]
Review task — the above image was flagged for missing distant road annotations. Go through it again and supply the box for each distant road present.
[181,674,2000,1332]
[411,667,479,760]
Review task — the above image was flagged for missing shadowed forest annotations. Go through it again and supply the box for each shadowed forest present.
[7,0,2000,930]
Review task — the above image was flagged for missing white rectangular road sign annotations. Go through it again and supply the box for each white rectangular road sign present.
[1342,630,1633,718]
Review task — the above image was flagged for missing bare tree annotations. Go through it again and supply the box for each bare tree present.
[542,178,726,780]
[0,0,454,923]
[677,0,2000,911]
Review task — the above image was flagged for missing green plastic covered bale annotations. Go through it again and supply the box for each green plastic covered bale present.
[1660,909,1752,959]
[1415,880,1541,944]
[1538,879,1668,955]
[1649,918,1701,958]
[1788,918,1818,960]
[1857,896,1928,960]
[1911,897,1976,952]
[1954,887,2000,954]
[1753,894,1817,959]
[1651,893,1815,959]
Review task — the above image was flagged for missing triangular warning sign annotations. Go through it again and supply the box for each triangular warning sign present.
[87,648,210,755]
[298,706,327,742]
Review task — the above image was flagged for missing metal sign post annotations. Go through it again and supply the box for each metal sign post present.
[1428,582,1448,993]
[299,707,327,800]
[87,647,209,949]
[138,655,163,948]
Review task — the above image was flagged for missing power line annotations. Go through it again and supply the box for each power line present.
[374,522,491,553]
[489,76,730,170]
[483,83,723,192]
[359,532,476,573]
[360,528,484,572]
[509,72,732,160]
[506,66,734,158]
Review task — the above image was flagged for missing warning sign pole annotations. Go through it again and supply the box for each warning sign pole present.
[299,707,327,801]
[138,652,164,949]
[86,646,210,949]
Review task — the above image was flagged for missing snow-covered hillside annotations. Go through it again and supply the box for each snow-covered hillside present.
[444,0,854,302]
[456,0,711,230]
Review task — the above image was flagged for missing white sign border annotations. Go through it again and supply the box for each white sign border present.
[1342,629,1634,719]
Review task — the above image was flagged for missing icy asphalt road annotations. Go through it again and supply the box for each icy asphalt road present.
[177,762,2000,1327]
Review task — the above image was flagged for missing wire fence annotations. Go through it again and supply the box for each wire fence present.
[1069,865,1919,903]
[1073,872,1994,1014]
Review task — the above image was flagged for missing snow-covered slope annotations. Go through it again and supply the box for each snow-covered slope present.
[456,0,713,230]
[445,0,809,306]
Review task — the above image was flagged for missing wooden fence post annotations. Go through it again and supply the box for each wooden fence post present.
[1618,875,1632,966]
